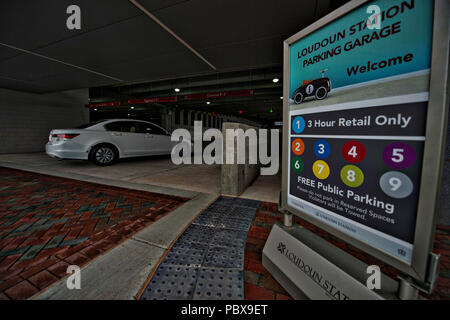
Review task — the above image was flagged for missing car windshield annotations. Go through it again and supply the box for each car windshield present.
[75,120,107,129]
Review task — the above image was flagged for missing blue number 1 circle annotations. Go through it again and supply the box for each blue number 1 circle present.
[292,116,306,134]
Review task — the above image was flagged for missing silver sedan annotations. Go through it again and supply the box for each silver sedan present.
[46,119,174,166]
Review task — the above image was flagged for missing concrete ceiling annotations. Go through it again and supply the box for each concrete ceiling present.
[0,0,349,94]
[90,66,286,123]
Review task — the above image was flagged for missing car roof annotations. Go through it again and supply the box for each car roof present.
[98,119,167,131]
[103,119,145,122]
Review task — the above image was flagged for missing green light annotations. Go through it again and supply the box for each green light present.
[270,108,273,113]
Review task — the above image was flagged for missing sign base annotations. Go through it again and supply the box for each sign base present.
[262,223,399,300]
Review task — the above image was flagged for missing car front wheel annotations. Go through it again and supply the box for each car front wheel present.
[315,86,328,100]
[91,145,117,166]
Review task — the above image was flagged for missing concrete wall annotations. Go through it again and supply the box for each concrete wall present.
[221,122,260,196]
[0,88,89,154]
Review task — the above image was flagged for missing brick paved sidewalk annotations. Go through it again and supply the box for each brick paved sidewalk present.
[244,202,450,300]
[0,167,188,300]
[244,202,292,300]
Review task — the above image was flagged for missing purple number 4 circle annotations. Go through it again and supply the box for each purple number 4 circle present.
[382,142,416,169]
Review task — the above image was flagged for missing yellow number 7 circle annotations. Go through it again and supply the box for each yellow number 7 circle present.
[312,160,330,180]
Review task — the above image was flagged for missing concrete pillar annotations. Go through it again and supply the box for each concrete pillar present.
[179,109,184,126]
[202,112,207,127]
[188,110,193,127]
[167,108,171,132]
[160,108,166,131]
[160,107,172,131]
[170,108,175,131]
[221,122,260,196]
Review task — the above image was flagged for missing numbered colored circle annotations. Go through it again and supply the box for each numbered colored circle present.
[379,171,414,199]
[342,141,366,163]
[382,142,416,169]
[292,116,306,134]
[291,139,305,156]
[291,157,304,174]
[313,140,331,159]
[312,160,330,180]
[340,165,364,188]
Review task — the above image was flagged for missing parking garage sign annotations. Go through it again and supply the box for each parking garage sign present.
[288,0,433,96]
[283,0,448,278]
[288,93,427,263]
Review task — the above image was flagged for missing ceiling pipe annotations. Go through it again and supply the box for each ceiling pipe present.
[129,0,217,71]
[117,81,282,99]
[118,73,282,95]
[99,67,282,95]
[0,42,123,83]
[90,84,282,103]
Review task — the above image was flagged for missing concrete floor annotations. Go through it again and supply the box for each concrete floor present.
[240,173,281,203]
[0,153,219,195]
[0,152,280,202]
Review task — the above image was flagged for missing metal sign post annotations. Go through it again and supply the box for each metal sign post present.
[263,0,449,300]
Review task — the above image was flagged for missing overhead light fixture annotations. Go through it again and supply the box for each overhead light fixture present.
[273,78,279,83]
[130,106,135,110]
[174,88,180,92]
[206,101,211,105]
[94,108,97,111]
[280,96,283,100]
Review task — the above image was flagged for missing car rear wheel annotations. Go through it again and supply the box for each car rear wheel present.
[315,86,328,100]
[91,145,117,166]
[293,92,304,104]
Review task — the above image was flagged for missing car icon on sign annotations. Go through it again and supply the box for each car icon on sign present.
[292,69,331,104]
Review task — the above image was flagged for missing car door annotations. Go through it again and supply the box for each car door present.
[139,122,173,155]
[104,121,147,156]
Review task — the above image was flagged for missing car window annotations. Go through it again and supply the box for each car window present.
[104,121,140,133]
[128,122,139,133]
[138,122,168,136]
[75,120,107,129]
